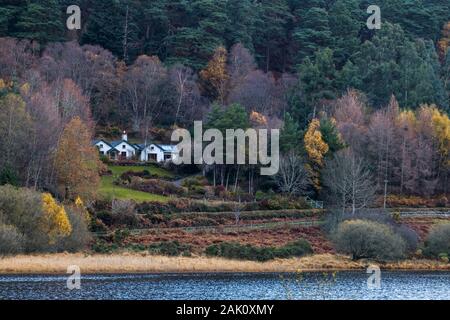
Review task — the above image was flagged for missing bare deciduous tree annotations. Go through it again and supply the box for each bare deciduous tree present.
[322,149,375,214]
[275,152,311,196]
[122,55,173,142]
[169,64,202,126]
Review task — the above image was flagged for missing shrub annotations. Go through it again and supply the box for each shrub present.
[189,185,207,196]
[205,240,313,262]
[0,185,52,252]
[395,225,419,253]
[384,195,450,208]
[148,241,191,256]
[436,196,448,208]
[333,220,406,261]
[191,217,219,227]
[168,219,190,228]
[275,240,313,258]
[91,239,118,253]
[119,170,160,182]
[111,199,140,227]
[255,191,266,201]
[129,178,185,196]
[256,195,309,210]
[214,185,226,197]
[95,210,114,226]
[99,154,111,165]
[56,207,92,252]
[0,185,92,253]
[0,224,24,255]
[182,176,209,188]
[111,229,131,245]
[325,209,419,253]
[424,223,450,259]
[0,166,19,186]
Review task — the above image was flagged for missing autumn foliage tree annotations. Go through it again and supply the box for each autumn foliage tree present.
[200,46,229,104]
[54,116,100,201]
[40,193,72,244]
[304,118,329,192]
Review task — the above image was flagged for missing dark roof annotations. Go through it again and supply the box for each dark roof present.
[109,140,138,150]
[93,139,176,152]
[134,143,145,151]
[92,139,113,148]
[141,144,177,153]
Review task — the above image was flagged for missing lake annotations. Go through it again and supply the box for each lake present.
[0,271,449,300]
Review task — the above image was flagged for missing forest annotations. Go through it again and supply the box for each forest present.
[0,0,449,202]
[0,0,450,266]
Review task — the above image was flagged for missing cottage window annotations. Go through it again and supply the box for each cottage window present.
[122,145,126,149]
[99,144,103,148]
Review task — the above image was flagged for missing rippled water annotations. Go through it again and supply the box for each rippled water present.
[0,271,449,300]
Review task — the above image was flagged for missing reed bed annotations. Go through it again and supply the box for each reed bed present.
[0,253,448,274]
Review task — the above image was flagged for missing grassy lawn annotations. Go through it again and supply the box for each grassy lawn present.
[98,164,174,202]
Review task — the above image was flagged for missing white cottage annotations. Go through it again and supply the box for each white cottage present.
[93,139,112,156]
[93,132,177,163]
[139,144,178,162]
[94,132,138,160]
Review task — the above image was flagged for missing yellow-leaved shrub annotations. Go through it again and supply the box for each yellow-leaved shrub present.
[41,193,72,243]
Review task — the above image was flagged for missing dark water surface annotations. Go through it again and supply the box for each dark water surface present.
[0,271,449,300]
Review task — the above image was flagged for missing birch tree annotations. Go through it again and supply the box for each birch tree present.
[322,149,375,214]
[275,152,311,196]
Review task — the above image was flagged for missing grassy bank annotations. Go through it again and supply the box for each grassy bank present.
[99,176,169,202]
[98,164,174,202]
[0,253,448,274]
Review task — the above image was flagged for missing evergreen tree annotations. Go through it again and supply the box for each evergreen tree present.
[224,0,256,51]
[291,48,337,127]
[280,113,301,153]
[319,117,345,154]
[443,51,450,113]
[82,0,124,57]
[141,0,169,58]
[328,0,364,67]
[0,1,25,37]
[253,0,292,72]
[352,23,447,109]
[293,6,332,64]
[82,0,141,62]
[14,0,64,43]
[165,0,227,70]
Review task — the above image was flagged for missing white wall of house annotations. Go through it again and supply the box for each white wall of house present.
[113,142,136,159]
[95,141,112,156]
[140,144,178,162]
[140,144,164,162]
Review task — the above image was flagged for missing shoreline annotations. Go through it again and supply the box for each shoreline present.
[0,253,449,275]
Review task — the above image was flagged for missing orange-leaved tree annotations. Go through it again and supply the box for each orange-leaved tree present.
[200,46,229,104]
[54,116,100,201]
[431,107,450,168]
[304,118,329,192]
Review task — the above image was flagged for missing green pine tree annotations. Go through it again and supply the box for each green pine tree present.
[14,0,65,43]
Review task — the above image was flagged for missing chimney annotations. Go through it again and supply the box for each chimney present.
[122,131,128,141]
